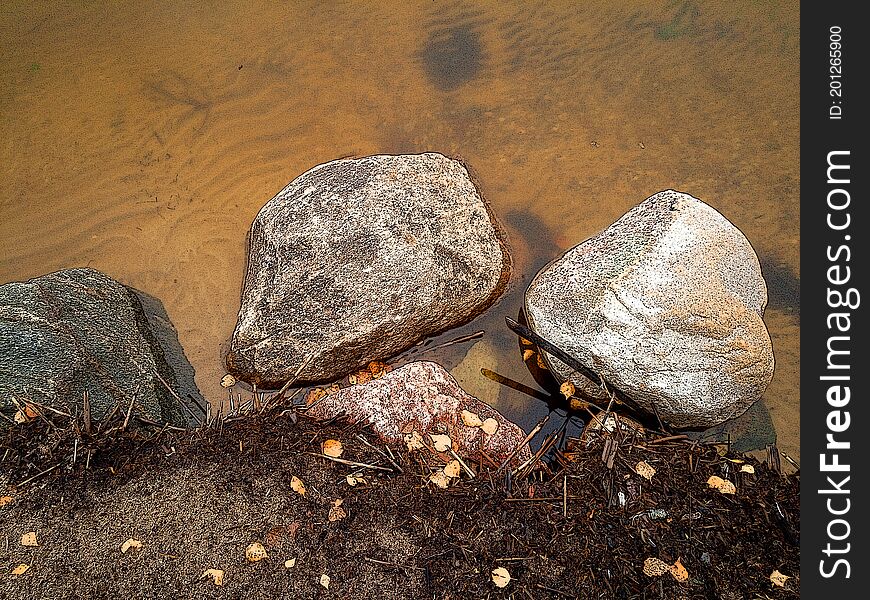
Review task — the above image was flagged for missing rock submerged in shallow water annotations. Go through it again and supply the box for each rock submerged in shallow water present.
[228,153,510,386]
[525,190,774,428]
[0,268,204,427]
[305,361,531,465]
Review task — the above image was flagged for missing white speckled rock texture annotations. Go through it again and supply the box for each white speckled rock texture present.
[304,361,531,465]
[525,190,774,428]
[228,153,510,386]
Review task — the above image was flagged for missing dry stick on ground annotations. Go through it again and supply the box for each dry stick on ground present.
[498,414,550,472]
[82,390,92,436]
[355,434,403,473]
[304,451,394,472]
[264,355,313,409]
[154,372,191,420]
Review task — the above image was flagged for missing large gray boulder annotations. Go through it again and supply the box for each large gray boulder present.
[0,268,204,427]
[227,153,510,386]
[525,190,774,428]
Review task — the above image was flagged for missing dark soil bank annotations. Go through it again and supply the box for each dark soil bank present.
[1,411,799,599]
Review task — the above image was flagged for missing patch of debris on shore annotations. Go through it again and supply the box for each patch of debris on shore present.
[1,395,798,599]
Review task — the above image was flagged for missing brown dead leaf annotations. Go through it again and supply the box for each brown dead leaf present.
[430,433,452,452]
[13,410,27,424]
[642,557,671,577]
[443,460,462,479]
[120,538,143,553]
[368,361,391,378]
[202,568,224,586]
[461,410,483,427]
[305,388,327,405]
[522,349,535,361]
[429,470,450,489]
[21,531,38,547]
[346,474,367,486]
[536,353,548,370]
[707,475,736,494]
[404,430,425,451]
[635,461,656,481]
[0,495,13,507]
[480,418,499,436]
[670,558,688,582]
[348,369,372,385]
[245,541,268,562]
[328,499,347,522]
[11,564,29,576]
[290,476,307,496]
[560,381,576,399]
[770,569,790,587]
[322,439,343,458]
[491,566,511,588]
[24,405,39,419]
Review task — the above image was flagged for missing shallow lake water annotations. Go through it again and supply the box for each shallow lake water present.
[0,1,799,462]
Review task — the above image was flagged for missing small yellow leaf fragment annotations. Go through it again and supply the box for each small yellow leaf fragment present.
[559,381,576,399]
[635,461,656,481]
[404,431,425,452]
[522,349,535,361]
[536,353,548,370]
[491,566,511,588]
[285,558,297,569]
[480,418,499,436]
[291,476,307,496]
[14,410,27,424]
[220,374,236,388]
[320,573,331,589]
[670,558,688,582]
[740,464,755,474]
[11,564,29,576]
[429,470,450,489]
[642,557,671,577]
[443,460,462,479]
[306,387,327,405]
[202,568,224,586]
[0,495,13,507]
[430,434,452,453]
[322,439,343,458]
[245,541,268,562]
[346,474,366,486]
[120,538,143,553]
[21,531,38,547]
[706,475,736,494]
[461,410,483,427]
[770,569,790,587]
[328,499,347,522]
[726,458,744,464]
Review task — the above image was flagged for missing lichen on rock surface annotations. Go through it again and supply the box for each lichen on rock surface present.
[228,153,510,387]
[525,190,774,428]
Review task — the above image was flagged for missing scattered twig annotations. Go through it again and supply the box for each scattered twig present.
[499,414,550,472]
[17,463,60,487]
[355,434,403,473]
[304,451,393,472]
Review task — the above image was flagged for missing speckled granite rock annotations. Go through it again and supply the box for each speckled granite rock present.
[0,268,204,427]
[227,153,510,386]
[525,190,774,428]
[305,361,531,465]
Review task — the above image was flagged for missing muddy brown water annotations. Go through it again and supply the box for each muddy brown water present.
[0,2,799,462]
